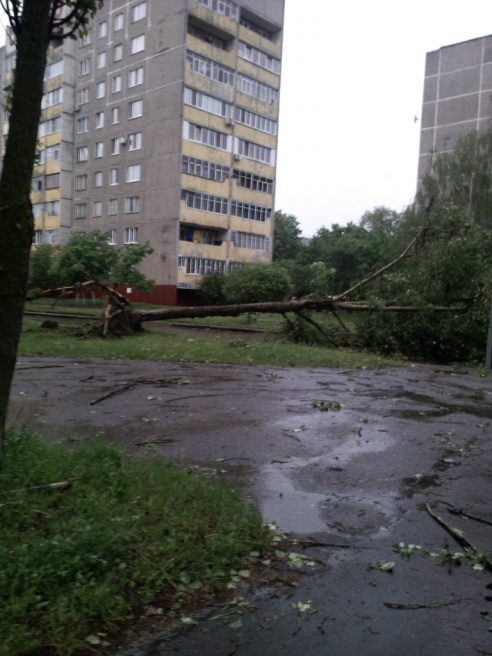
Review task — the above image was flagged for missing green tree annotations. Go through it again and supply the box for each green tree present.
[0,0,104,451]
[273,210,303,261]
[28,244,60,292]
[223,263,293,304]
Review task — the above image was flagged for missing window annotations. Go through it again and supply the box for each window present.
[32,176,43,192]
[180,227,217,244]
[234,106,277,134]
[132,1,147,22]
[114,13,124,31]
[45,59,63,79]
[131,35,145,54]
[125,196,140,213]
[181,190,228,214]
[79,58,91,75]
[41,87,63,108]
[238,41,281,74]
[128,132,142,150]
[95,141,104,158]
[230,200,271,222]
[233,169,273,193]
[186,51,234,85]
[186,122,228,150]
[46,201,60,216]
[96,81,106,99]
[98,21,108,38]
[111,138,121,155]
[182,155,229,182]
[177,255,226,275]
[108,229,117,244]
[77,87,89,105]
[108,200,118,216]
[44,229,59,244]
[124,227,139,244]
[113,44,123,61]
[77,146,88,162]
[112,107,120,124]
[196,0,238,20]
[240,15,273,39]
[110,168,119,185]
[237,138,272,164]
[45,173,60,189]
[94,171,103,187]
[38,116,61,136]
[33,230,43,245]
[126,164,141,182]
[33,204,44,219]
[46,143,61,160]
[93,201,102,217]
[75,203,87,218]
[95,111,104,128]
[77,117,89,133]
[128,66,144,87]
[236,74,278,103]
[97,51,106,68]
[75,174,87,190]
[129,99,143,118]
[112,74,122,93]
[5,55,16,72]
[232,231,269,251]
[184,87,232,118]
[79,32,91,47]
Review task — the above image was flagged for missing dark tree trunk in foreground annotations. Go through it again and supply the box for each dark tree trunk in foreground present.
[0,0,51,452]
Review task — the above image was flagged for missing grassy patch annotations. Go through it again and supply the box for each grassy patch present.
[0,431,270,655]
[19,320,399,368]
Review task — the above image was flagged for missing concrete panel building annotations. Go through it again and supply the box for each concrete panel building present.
[417,34,492,183]
[0,0,284,304]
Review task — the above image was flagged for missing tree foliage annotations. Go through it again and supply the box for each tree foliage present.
[222,263,293,304]
[273,210,303,261]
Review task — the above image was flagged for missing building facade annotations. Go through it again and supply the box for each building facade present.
[417,34,492,184]
[0,0,284,304]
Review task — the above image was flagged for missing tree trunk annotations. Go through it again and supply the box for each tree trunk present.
[0,0,52,451]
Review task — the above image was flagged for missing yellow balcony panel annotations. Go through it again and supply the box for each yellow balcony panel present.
[34,215,60,230]
[44,76,63,91]
[45,189,60,203]
[44,159,61,175]
[179,240,228,259]
[31,191,44,204]
[181,173,230,194]
[184,105,233,131]
[45,132,61,147]
[237,59,280,88]
[188,1,238,38]
[180,203,229,229]
[235,91,279,116]
[238,26,282,58]
[232,158,274,178]
[177,269,200,289]
[231,183,273,204]
[182,141,231,166]
[230,216,271,234]
[235,124,277,148]
[43,105,63,120]
[186,34,237,69]
[184,69,235,103]
[230,249,270,264]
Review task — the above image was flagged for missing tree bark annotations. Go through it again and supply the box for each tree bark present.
[0,0,52,451]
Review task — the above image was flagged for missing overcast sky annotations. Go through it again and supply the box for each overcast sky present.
[276,0,492,236]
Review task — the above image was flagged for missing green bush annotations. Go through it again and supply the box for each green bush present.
[223,263,293,304]
[200,272,226,304]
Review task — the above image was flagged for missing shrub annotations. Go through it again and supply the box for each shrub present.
[223,263,293,304]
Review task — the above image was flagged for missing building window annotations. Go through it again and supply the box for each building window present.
[177,255,226,275]
[240,15,273,40]
[44,59,63,80]
[94,171,103,187]
[75,203,87,218]
[230,200,271,222]
[196,0,238,20]
[124,227,139,244]
[33,230,43,245]
[236,74,278,103]
[96,81,106,99]
[186,51,234,85]
[113,44,123,61]
[181,189,228,214]
[77,87,89,105]
[186,122,228,150]
[183,87,232,118]
[32,176,43,192]
[93,201,102,217]
[79,32,91,47]
[128,99,143,119]
[233,169,273,193]
[46,143,61,160]
[79,57,90,75]
[238,41,281,74]
[46,201,60,216]
[125,197,140,213]
[108,199,118,216]
[232,231,269,251]
[111,138,121,155]
[128,66,144,87]
[75,174,87,190]
[112,107,120,124]
[45,173,60,189]
[181,155,229,182]
[131,35,145,54]
[97,51,106,68]
[110,168,119,185]
[132,1,147,22]
[44,229,59,244]
[128,132,142,150]
[112,75,122,94]
[41,87,63,108]
[114,13,124,31]
[95,142,104,158]
[95,111,104,129]
[77,117,89,133]
[126,164,141,182]
[108,228,117,244]
[236,138,272,164]
[77,146,88,162]
[38,116,62,136]
[98,20,108,38]
[234,106,277,134]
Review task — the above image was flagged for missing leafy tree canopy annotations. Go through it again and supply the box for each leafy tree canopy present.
[273,210,303,261]
[222,263,293,304]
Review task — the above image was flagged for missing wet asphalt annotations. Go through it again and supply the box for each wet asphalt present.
[7,356,492,656]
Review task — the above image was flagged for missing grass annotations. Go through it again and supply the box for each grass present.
[19,320,400,368]
[0,431,271,655]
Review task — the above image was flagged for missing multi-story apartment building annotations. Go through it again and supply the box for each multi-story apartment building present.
[417,34,492,184]
[0,0,284,304]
